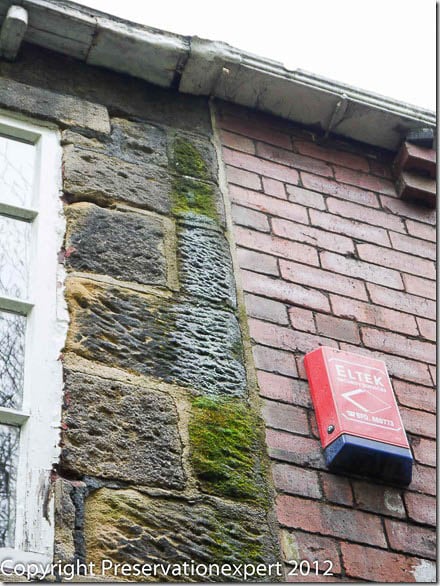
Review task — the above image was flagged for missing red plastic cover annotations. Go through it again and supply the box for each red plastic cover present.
[304,347,410,450]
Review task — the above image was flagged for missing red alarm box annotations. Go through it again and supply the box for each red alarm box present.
[304,347,413,485]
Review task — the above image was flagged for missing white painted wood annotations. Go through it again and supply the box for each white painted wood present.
[0,5,27,61]
[0,113,67,561]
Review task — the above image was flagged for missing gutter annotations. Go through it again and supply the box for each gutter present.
[0,0,435,150]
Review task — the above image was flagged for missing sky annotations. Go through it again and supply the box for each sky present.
[73,0,436,111]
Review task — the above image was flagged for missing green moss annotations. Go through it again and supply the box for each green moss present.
[172,176,218,220]
[173,138,208,179]
[189,396,267,505]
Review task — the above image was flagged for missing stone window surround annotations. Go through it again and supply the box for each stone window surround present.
[0,111,67,567]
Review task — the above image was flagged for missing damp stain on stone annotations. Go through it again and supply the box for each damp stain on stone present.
[173,137,209,180]
[172,176,218,221]
[188,396,268,505]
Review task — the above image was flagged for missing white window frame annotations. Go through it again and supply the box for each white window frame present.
[0,111,67,567]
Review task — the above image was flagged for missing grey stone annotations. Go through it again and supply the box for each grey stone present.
[0,44,212,135]
[54,478,77,564]
[65,203,167,287]
[85,488,280,579]
[61,370,185,490]
[66,280,246,396]
[178,224,236,307]
[63,145,172,214]
[0,77,110,134]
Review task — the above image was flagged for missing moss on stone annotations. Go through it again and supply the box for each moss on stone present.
[172,176,218,220]
[189,396,267,504]
[173,137,208,179]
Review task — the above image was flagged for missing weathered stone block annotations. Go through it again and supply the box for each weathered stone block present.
[171,134,218,182]
[53,478,77,564]
[0,78,110,134]
[61,370,185,490]
[63,145,172,214]
[178,223,236,307]
[85,488,280,579]
[66,279,246,396]
[65,203,167,287]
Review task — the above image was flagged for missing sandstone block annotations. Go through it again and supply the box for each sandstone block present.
[65,203,167,287]
[61,370,185,490]
[66,280,246,396]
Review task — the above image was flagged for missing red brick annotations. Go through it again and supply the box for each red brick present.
[224,148,300,184]
[394,142,436,177]
[285,569,347,582]
[280,529,342,574]
[361,327,435,365]
[308,410,319,439]
[265,429,326,469]
[397,171,436,208]
[220,129,255,154]
[410,436,436,467]
[288,307,316,333]
[404,492,436,526]
[367,283,436,320]
[320,472,353,506]
[341,543,432,582]
[339,343,432,387]
[334,165,396,195]
[320,251,404,290]
[235,227,318,265]
[429,364,436,385]
[368,158,394,179]
[330,295,419,336]
[229,184,308,223]
[295,355,308,380]
[286,184,326,210]
[244,293,288,325]
[280,259,368,301]
[241,270,331,312]
[389,231,436,260]
[253,345,298,377]
[411,463,436,496]
[392,380,435,414]
[357,243,435,280]
[273,464,321,498]
[400,407,436,439]
[256,371,311,407]
[262,177,286,199]
[301,173,379,207]
[225,165,261,190]
[218,111,292,148]
[237,247,279,276]
[406,219,436,242]
[315,313,360,344]
[276,495,387,547]
[403,274,436,300]
[262,399,309,435]
[231,203,269,232]
[380,194,436,225]
[417,318,436,342]
[352,481,405,518]
[327,197,405,232]
[385,519,436,559]
[309,209,391,247]
[256,142,333,177]
[294,140,369,172]
[248,318,337,355]
[272,217,354,255]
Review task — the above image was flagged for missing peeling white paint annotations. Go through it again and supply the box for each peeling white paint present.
[411,559,437,583]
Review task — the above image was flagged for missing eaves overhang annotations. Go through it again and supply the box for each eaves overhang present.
[0,0,435,151]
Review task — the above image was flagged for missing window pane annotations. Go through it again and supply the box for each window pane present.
[0,216,31,300]
[0,423,19,547]
[0,136,35,208]
[0,311,25,409]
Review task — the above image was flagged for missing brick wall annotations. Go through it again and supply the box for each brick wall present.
[216,102,436,582]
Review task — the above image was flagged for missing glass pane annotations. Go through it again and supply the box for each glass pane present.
[0,424,19,547]
[0,311,26,409]
[0,216,31,300]
[0,136,35,208]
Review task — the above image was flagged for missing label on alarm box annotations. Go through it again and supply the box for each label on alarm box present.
[304,347,409,450]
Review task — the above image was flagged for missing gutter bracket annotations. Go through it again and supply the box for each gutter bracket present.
[0,5,28,61]
[324,93,348,139]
